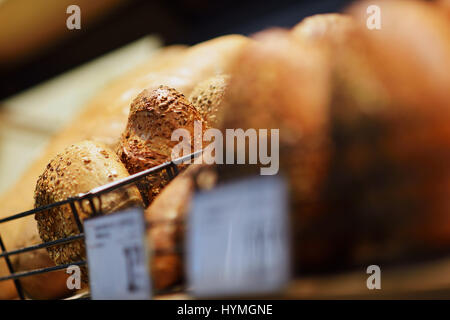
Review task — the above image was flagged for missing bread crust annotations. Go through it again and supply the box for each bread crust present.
[145,162,216,290]
[189,75,229,127]
[339,0,450,259]
[292,13,356,46]
[347,0,450,111]
[294,6,450,267]
[118,86,205,205]
[217,29,331,271]
[34,141,142,281]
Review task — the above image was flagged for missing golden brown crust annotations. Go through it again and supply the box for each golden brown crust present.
[118,86,206,205]
[292,13,356,46]
[188,75,229,127]
[288,6,450,268]
[13,244,86,299]
[439,0,450,13]
[145,163,216,290]
[286,7,450,269]
[287,4,450,269]
[438,0,450,7]
[347,0,450,111]
[217,29,331,271]
[146,169,193,290]
[34,141,142,278]
[220,28,330,197]
[340,0,450,256]
[161,35,248,95]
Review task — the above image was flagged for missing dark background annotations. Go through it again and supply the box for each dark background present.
[0,0,353,100]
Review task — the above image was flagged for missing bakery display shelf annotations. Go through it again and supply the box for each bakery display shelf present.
[282,257,450,299]
[65,253,450,300]
[0,150,203,300]
[154,255,450,300]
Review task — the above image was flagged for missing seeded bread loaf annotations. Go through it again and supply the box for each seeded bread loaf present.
[34,141,142,280]
[117,86,206,205]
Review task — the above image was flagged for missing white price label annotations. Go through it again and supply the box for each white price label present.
[84,207,151,300]
[187,175,290,297]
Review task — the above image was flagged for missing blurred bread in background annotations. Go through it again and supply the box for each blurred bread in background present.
[217,28,331,271]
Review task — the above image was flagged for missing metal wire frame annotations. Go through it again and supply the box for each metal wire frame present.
[0,150,202,300]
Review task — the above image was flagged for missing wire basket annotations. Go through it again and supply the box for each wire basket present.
[0,150,202,300]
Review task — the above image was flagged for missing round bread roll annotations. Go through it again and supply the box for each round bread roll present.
[34,141,142,280]
[217,29,331,271]
[188,75,229,127]
[117,86,206,205]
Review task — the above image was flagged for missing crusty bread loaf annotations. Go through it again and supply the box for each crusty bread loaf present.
[347,0,450,112]
[217,28,331,271]
[0,34,248,299]
[145,158,217,290]
[292,13,356,47]
[337,0,450,261]
[291,14,383,269]
[117,86,206,205]
[215,3,450,272]
[35,141,142,281]
[145,164,197,290]
[438,0,450,23]
[438,0,450,9]
[290,3,450,269]
[188,75,229,127]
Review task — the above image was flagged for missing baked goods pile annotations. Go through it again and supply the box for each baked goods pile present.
[0,0,449,299]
